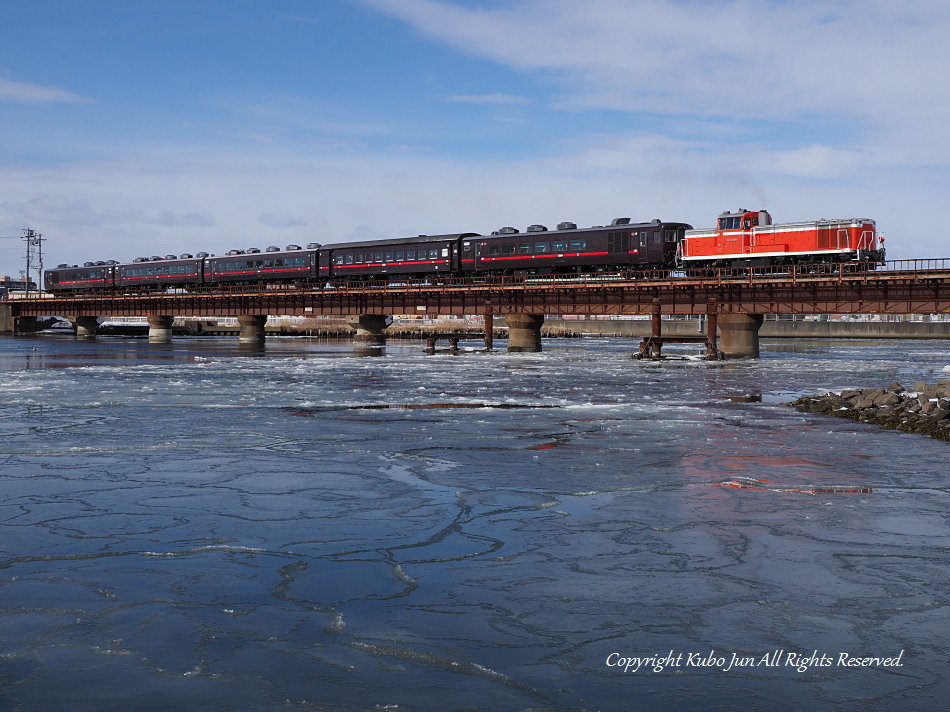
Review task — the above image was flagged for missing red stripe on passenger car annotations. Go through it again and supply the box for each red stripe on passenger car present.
[123,275,198,281]
[214,267,310,276]
[335,260,446,268]
[480,251,609,262]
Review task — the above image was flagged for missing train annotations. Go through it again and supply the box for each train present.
[680,209,882,267]
[43,209,884,292]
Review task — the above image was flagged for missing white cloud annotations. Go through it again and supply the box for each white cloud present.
[344,225,393,242]
[0,137,934,279]
[359,0,950,160]
[1,196,213,229]
[0,76,92,104]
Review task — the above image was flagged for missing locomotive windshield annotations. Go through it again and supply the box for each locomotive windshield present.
[718,214,760,231]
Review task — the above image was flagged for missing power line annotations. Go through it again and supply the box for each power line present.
[0,230,45,289]
[22,229,44,291]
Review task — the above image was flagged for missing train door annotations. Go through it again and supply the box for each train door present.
[318,250,332,280]
[743,215,756,253]
[460,239,475,272]
[446,242,457,273]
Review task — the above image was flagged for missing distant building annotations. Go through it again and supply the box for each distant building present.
[0,276,37,296]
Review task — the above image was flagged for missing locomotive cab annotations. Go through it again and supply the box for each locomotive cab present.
[717,209,772,232]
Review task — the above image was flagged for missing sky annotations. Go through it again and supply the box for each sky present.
[2,0,949,278]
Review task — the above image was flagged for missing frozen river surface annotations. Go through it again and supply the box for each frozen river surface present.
[1,335,948,711]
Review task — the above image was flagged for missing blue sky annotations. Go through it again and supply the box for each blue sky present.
[2,0,949,277]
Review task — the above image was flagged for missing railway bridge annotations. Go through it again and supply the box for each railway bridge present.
[3,259,950,357]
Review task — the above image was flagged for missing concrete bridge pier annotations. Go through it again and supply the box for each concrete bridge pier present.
[346,314,390,353]
[147,315,174,342]
[718,314,764,358]
[506,314,544,353]
[74,316,101,338]
[0,304,14,334]
[238,314,268,344]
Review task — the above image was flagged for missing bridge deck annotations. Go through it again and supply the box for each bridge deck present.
[6,259,950,318]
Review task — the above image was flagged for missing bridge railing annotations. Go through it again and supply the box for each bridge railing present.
[9,258,950,302]
[876,258,950,273]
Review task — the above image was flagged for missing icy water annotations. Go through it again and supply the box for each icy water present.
[0,334,948,712]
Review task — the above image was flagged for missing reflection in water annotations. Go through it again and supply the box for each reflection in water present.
[717,476,874,495]
[353,344,387,357]
[763,339,833,354]
[721,393,762,402]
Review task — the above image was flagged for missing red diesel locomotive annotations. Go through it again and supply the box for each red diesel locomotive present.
[680,209,883,267]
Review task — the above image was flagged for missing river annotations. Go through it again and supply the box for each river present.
[1,334,948,711]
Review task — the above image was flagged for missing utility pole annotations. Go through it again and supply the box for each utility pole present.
[22,228,44,293]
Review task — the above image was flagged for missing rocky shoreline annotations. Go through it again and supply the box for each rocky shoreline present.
[788,381,950,442]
